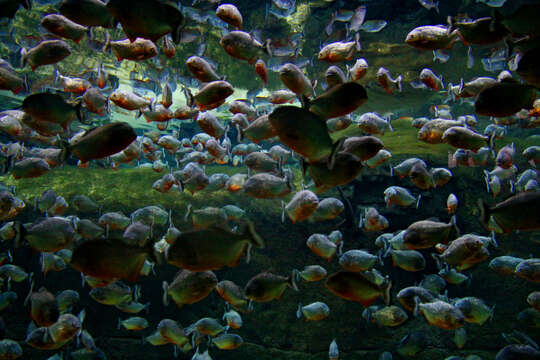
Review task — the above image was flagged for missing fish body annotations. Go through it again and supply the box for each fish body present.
[216,4,242,29]
[25,216,75,252]
[405,25,459,50]
[402,217,455,250]
[110,38,157,61]
[186,56,222,82]
[475,82,537,117]
[71,239,150,282]
[325,271,391,307]
[285,190,319,223]
[163,270,217,307]
[216,280,250,312]
[22,40,71,71]
[243,173,292,199]
[193,80,234,110]
[363,305,408,327]
[244,271,297,302]
[69,122,137,163]
[220,31,269,64]
[442,126,490,152]
[319,41,356,62]
[480,192,540,233]
[297,301,330,321]
[106,0,184,43]
[110,90,151,111]
[348,58,368,81]
[416,300,465,329]
[41,14,87,43]
[59,0,116,28]
[269,106,335,164]
[165,222,263,271]
[309,82,368,119]
[377,67,402,95]
[279,63,313,97]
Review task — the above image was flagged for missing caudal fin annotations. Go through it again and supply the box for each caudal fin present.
[478,199,490,228]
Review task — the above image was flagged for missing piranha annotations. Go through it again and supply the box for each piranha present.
[216,3,243,29]
[377,67,402,95]
[479,192,540,233]
[475,82,537,118]
[59,0,117,28]
[41,14,88,44]
[307,82,368,119]
[186,56,223,83]
[106,0,185,43]
[269,106,343,166]
[165,220,264,271]
[21,40,71,71]
[70,239,153,282]
[109,38,158,62]
[244,270,298,302]
[162,270,217,308]
[65,122,137,163]
[405,25,459,50]
[220,31,271,64]
[325,271,392,307]
[297,301,330,321]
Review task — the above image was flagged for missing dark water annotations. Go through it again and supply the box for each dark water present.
[0,0,538,359]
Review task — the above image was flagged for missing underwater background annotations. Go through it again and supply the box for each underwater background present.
[0,0,538,359]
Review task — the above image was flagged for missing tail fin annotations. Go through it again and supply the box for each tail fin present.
[395,75,403,92]
[478,199,490,228]
[328,137,346,170]
[382,280,392,305]
[246,219,264,248]
[289,269,299,291]
[450,214,460,237]
[296,303,303,319]
[162,281,169,306]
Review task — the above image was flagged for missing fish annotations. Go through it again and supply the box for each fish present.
[244,270,298,302]
[269,106,341,166]
[475,82,537,118]
[106,0,184,43]
[325,271,392,307]
[284,190,319,223]
[165,220,263,271]
[377,67,402,95]
[71,239,152,282]
[255,59,268,85]
[212,333,244,350]
[186,56,223,83]
[216,4,242,29]
[418,0,439,13]
[405,25,459,50]
[66,122,137,163]
[162,270,217,307]
[402,216,458,250]
[21,40,71,71]
[297,302,330,321]
[109,38,158,62]
[41,14,87,44]
[308,82,368,120]
[347,58,369,81]
[59,0,116,28]
[0,60,24,94]
[479,192,540,233]
[220,31,270,64]
[362,305,408,327]
[319,41,359,62]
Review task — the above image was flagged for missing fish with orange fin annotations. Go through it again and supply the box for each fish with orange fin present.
[325,271,392,307]
[255,59,267,85]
